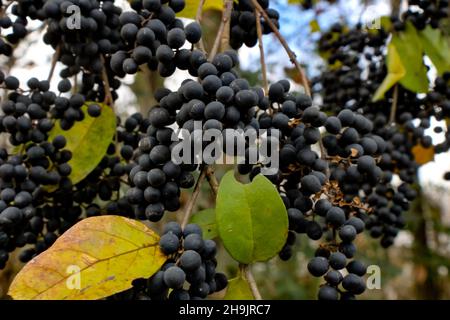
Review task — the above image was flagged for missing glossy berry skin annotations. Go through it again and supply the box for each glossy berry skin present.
[163,266,186,289]
[308,256,329,277]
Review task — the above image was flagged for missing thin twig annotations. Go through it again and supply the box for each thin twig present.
[195,0,207,53]
[205,165,219,196]
[47,45,61,82]
[240,264,262,300]
[73,74,77,94]
[100,55,114,106]
[319,139,326,160]
[209,0,233,59]
[251,0,311,96]
[181,166,208,228]
[220,2,232,53]
[195,0,206,23]
[255,9,268,94]
[0,1,13,18]
[389,84,399,124]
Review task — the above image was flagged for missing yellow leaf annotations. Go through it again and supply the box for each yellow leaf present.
[372,43,406,101]
[310,20,320,33]
[8,216,167,300]
[412,144,435,165]
[47,102,116,191]
[177,0,223,19]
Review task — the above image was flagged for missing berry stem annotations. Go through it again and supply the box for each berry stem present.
[255,9,269,94]
[240,264,262,300]
[73,74,77,94]
[47,44,61,82]
[205,165,219,195]
[250,0,311,96]
[0,1,13,18]
[195,0,207,53]
[100,55,114,107]
[389,84,399,125]
[181,165,208,228]
[209,0,233,59]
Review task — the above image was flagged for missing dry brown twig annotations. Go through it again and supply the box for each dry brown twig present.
[195,0,208,53]
[255,9,269,93]
[389,84,399,124]
[47,45,61,82]
[181,166,208,228]
[100,55,114,106]
[250,0,311,96]
[209,0,233,59]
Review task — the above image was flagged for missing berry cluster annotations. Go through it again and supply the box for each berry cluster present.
[126,50,267,222]
[402,0,449,29]
[0,1,30,57]
[41,0,124,77]
[214,77,390,298]
[309,252,367,300]
[110,222,228,300]
[16,112,150,264]
[313,17,450,248]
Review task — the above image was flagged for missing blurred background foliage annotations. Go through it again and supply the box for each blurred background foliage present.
[1,0,450,299]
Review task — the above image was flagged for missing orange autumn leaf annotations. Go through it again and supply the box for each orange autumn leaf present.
[412,144,435,165]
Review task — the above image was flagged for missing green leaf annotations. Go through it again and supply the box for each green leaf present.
[8,216,167,300]
[391,22,429,93]
[419,26,450,76]
[372,43,406,101]
[216,171,288,264]
[190,209,218,240]
[224,276,254,300]
[48,102,116,189]
[177,0,222,19]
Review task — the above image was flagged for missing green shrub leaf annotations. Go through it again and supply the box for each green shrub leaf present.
[190,209,218,240]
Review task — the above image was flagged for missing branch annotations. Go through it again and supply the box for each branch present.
[255,9,268,94]
[47,44,61,82]
[241,264,262,300]
[100,55,114,106]
[209,0,233,59]
[0,1,13,18]
[73,74,78,94]
[205,165,219,196]
[250,0,311,96]
[181,165,208,228]
[389,84,399,124]
[195,0,207,53]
